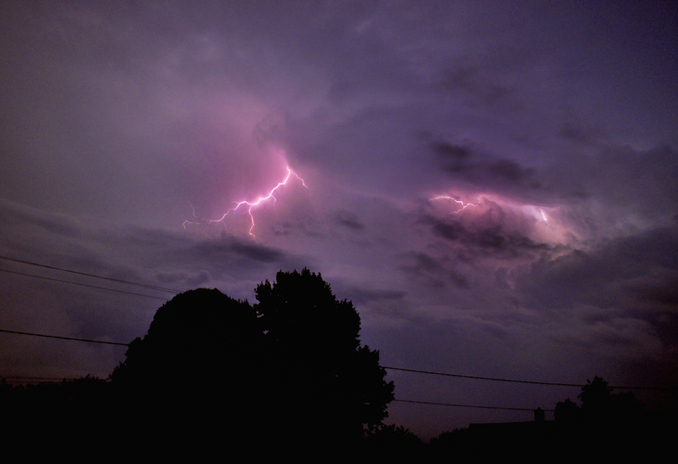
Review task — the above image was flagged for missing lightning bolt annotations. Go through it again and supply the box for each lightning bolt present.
[183,166,308,237]
[431,194,477,214]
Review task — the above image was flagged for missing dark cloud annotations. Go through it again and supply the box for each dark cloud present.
[0,199,84,241]
[156,269,212,287]
[633,279,678,308]
[1,0,677,441]
[191,233,287,264]
[439,60,515,106]
[558,122,601,144]
[398,251,469,289]
[430,139,543,193]
[487,159,537,185]
[334,210,366,231]
[550,144,677,200]
[0,199,302,298]
[431,141,473,162]
[513,226,678,347]
[420,213,550,260]
[332,282,407,307]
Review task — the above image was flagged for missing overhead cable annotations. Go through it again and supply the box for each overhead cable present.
[0,328,129,346]
[0,255,180,294]
[393,398,553,412]
[383,366,677,391]
[0,268,169,301]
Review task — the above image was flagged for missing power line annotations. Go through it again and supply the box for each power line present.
[3,328,674,414]
[0,268,169,301]
[0,329,129,346]
[3,328,674,392]
[384,366,582,387]
[4,256,671,418]
[0,255,180,294]
[0,371,550,412]
[1,257,674,392]
[383,366,678,391]
[1,376,105,384]
[393,399,552,412]
[0,328,555,411]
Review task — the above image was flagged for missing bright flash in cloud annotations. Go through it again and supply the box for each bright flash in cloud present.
[183,166,308,237]
[431,194,478,214]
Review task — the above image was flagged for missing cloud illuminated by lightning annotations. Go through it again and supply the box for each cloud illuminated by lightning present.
[183,166,308,237]
[431,194,477,214]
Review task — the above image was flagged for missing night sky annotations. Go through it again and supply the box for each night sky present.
[1,1,677,440]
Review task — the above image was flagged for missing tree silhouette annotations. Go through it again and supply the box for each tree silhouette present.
[554,376,643,427]
[111,288,263,393]
[364,424,425,461]
[110,289,267,454]
[254,268,395,450]
[109,270,394,455]
[554,398,580,424]
[578,376,613,422]
[553,376,654,461]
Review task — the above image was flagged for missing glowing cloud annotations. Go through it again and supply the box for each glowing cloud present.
[431,194,478,214]
[183,166,308,237]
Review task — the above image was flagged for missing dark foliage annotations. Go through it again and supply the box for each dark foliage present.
[363,424,426,461]
[110,288,267,455]
[426,377,674,463]
[254,269,394,449]
[7,282,675,462]
[0,377,114,458]
[554,376,645,427]
[108,268,394,456]
[553,376,672,461]
[428,428,473,461]
[1,271,395,458]
[554,397,580,424]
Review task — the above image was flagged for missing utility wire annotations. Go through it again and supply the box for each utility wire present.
[0,255,180,294]
[2,330,674,413]
[384,366,582,387]
[0,329,128,346]
[383,366,678,391]
[0,376,106,383]
[393,399,553,412]
[0,268,169,301]
[2,328,674,392]
[4,256,672,414]
[1,258,674,393]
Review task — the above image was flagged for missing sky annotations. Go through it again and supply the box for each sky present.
[1,0,677,440]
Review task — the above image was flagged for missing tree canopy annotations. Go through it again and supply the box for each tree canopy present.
[111,268,394,453]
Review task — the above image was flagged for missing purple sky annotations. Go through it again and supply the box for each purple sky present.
[1,1,677,439]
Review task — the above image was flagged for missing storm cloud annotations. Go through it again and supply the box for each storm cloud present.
[1,0,676,440]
